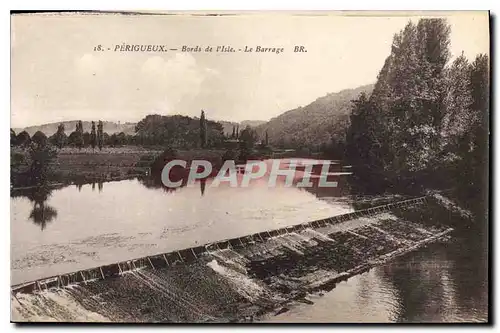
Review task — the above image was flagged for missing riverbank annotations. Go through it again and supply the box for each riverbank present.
[11,146,230,187]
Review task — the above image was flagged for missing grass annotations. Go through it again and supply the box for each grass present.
[11,146,232,187]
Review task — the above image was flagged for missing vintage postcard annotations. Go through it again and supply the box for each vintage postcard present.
[10,11,490,323]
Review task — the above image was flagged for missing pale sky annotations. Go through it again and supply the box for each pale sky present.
[11,11,489,128]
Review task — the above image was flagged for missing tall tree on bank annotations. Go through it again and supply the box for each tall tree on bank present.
[97,120,104,150]
[17,131,31,146]
[458,54,489,212]
[90,121,97,152]
[75,121,84,150]
[345,18,452,190]
[386,19,450,177]
[10,129,17,146]
[200,110,207,148]
[54,123,66,149]
[32,131,48,147]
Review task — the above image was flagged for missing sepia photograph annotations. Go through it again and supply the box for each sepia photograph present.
[10,10,490,323]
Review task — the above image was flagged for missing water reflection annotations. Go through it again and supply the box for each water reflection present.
[200,178,206,197]
[12,185,58,231]
[375,204,489,322]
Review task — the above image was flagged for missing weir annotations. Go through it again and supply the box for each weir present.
[11,195,458,322]
[11,196,428,295]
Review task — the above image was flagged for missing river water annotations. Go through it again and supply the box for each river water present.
[10,158,488,322]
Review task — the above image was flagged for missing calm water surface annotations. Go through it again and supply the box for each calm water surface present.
[11,159,351,284]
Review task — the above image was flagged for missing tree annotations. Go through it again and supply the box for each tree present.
[97,120,104,150]
[231,126,236,139]
[200,110,207,148]
[54,123,66,149]
[117,132,126,146]
[345,18,452,191]
[28,142,57,185]
[238,125,258,161]
[32,131,48,147]
[10,129,17,146]
[460,54,489,213]
[90,121,97,151]
[103,132,110,146]
[265,130,269,146]
[68,132,80,147]
[16,131,31,146]
[384,19,450,175]
[109,133,118,147]
[135,114,224,148]
[346,93,390,190]
[75,121,84,150]
[83,132,91,147]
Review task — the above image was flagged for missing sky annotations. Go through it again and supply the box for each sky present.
[11,11,490,128]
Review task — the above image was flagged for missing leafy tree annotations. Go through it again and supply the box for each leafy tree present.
[458,54,489,213]
[32,131,48,147]
[200,110,207,148]
[346,93,390,190]
[103,132,110,146]
[10,129,17,146]
[346,18,452,191]
[67,132,79,147]
[83,132,91,147]
[109,133,118,147]
[75,121,84,150]
[265,130,269,146]
[97,120,104,150]
[135,114,224,148]
[117,132,126,145]
[17,131,31,146]
[90,121,97,151]
[53,123,66,149]
[28,143,57,185]
[238,125,258,161]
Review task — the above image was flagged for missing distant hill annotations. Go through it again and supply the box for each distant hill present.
[255,84,374,148]
[213,120,266,136]
[13,121,136,137]
[12,86,369,143]
[13,119,267,138]
[240,120,266,128]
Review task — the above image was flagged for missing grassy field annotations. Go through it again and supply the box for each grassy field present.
[11,146,229,187]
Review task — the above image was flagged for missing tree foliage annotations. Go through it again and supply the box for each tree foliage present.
[135,114,224,148]
[17,131,31,146]
[52,123,66,149]
[32,131,48,147]
[200,110,207,148]
[90,121,97,151]
[345,18,489,208]
[97,120,104,150]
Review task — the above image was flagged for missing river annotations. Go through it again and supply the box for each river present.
[10,158,488,322]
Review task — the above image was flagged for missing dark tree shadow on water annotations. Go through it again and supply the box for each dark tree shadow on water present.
[29,204,57,231]
[200,178,206,197]
[374,204,488,322]
[13,185,59,231]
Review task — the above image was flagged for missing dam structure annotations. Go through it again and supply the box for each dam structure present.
[11,195,460,323]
